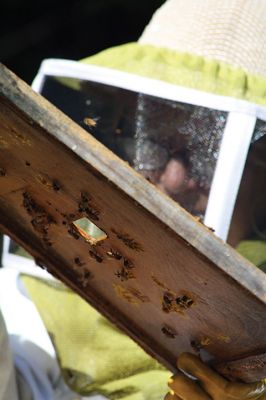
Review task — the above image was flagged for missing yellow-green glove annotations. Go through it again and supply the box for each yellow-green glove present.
[166,353,266,400]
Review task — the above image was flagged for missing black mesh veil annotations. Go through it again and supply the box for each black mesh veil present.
[41,76,227,217]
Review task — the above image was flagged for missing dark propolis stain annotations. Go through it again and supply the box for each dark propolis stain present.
[151,274,170,291]
[113,285,150,305]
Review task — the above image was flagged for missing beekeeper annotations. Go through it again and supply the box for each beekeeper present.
[1,0,266,400]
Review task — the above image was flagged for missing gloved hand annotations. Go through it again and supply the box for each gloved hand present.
[165,353,266,400]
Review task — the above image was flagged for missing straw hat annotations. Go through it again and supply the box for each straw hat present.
[140,0,266,77]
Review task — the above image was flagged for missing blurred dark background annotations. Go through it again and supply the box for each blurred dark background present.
[1,0,165,84]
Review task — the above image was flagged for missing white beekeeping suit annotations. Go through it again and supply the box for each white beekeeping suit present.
[0,311,20,400]
[0,298,85,400]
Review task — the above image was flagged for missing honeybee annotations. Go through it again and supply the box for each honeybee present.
[83,117,97,127]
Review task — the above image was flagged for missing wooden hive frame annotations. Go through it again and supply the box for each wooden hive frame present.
[0,63,265,382]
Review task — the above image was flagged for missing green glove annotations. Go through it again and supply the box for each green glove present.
[166,353,266,400]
